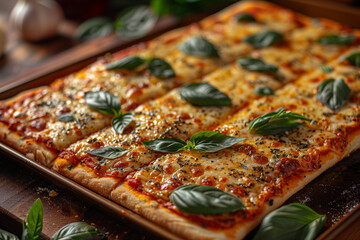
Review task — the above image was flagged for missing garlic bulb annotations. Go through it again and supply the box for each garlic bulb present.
[0,23,5,56]
[10,0,63,42]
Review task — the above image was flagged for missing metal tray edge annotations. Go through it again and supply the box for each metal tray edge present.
[0,142,183,240]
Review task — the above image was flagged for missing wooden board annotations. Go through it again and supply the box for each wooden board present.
[1,0,360,239]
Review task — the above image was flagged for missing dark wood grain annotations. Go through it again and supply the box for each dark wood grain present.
[0,155,159,240]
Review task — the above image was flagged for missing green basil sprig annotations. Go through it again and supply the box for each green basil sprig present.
[179,36,219,58]
[235,13,256,22]
[178,83,231,106]
[253,203,326,240]
[105,56,175,78]
[254,86,275,96]
[56,113,76,122]
[244,30,283,48]
[0,199,104,240]
[85,146,128,159]
[249,107,311,135]
[317,34,355,45]
[169,185,245,215]
[85,91,133,134]
[342,52,360,66]
[115,5,158,40]
[237,57,278,74]
[316,78,350,113]
[75,17,114,42]
[22,198,43,240]
[142,131,245,153]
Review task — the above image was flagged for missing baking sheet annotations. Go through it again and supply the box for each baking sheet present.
[1,142,359,240]
[1,1,360,238]
[0,142,182,240]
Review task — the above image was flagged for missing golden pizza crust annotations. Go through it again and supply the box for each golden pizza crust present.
[52,157,120,197]
[1,1,359,240]
[110,149,354,240]
[0,87,57,167]
[0,123,57,167]
[0,87,48,105]
[342,134,360,158]
[110,183,231,240]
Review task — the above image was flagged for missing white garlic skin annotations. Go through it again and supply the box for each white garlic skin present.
[10,0,63,42]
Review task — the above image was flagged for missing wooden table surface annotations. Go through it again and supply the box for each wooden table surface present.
[1,0,360,239]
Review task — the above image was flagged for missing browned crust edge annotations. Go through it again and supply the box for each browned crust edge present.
[0,123,57,167]
[110,134,360,240]
[52,158,120,197]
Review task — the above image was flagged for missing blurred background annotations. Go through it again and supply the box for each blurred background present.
[0,0,359,87]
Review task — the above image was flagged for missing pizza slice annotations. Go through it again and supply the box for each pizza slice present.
[109,59,360,239]
[1,2,290,167]
[0,88,112,166]
[51,1,359,201]
[51,0,348,111]
[51,58,287,196]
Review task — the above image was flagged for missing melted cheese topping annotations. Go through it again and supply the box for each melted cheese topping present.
[2,2,360,238]
[124,75,359,229]
[0,89,112,152]
[54,1,359,193]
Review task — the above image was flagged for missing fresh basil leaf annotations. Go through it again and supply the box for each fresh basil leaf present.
[85,146,128,159]
[151,0,172,16]
[23,198,43,240]
[179,36,219,58]
[50,222,104,240]
[189,131,245,152]
[142,131,244,153]
[254,86,275,96]
[56,113,76,122]
[84,91,121,115]
[115,5,158,39]
[178,83,231,106]
[316,78,350,113]
[253,203,326,240]
[276,109,311,121]
[105,56,145,70]
[249,107,311,131]
[317,34,355,45]
[249,107,311,135]
[249,107,283,131]
[235,13,256,22]
[112,113,134,134]
[75,17,114,42]
[253,119,303,135]
[0,229,19,240]
[169,185,245,215]
[244,30,283,48]
[148,58,176,78]
[142,138,187,153]
[237,58,278,73]
[342,52,360,66]
[320,66,333,73]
